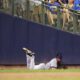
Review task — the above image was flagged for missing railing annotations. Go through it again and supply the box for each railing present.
[0,0,80,35]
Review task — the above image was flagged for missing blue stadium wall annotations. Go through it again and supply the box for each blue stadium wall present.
[0,12,80,65]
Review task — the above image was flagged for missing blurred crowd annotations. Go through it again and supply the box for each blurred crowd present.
[0,0,80,31]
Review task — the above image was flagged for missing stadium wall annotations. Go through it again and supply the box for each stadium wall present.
[0,12,80,65]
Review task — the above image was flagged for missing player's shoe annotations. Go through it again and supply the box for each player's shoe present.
[22,47,35,56]
[22,47,32,53]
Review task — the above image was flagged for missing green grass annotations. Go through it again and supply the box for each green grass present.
[0,68,80,73]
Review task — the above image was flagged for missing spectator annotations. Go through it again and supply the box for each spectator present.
[46,0,61,26]
[14,0,26,18]
[62,0,74,30]
[30,0,44,23]
[73,0,80,11]
[73,0,80,29]
[15,3,23,17]
[2,0,9,9]
[0,0,3,9]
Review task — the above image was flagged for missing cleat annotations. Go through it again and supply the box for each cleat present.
[22,47,35,56]
[22,47,32,53]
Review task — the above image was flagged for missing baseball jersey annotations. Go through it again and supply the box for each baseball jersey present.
[45,58,57,69]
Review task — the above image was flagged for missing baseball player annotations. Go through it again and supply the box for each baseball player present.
[22,47,62,70]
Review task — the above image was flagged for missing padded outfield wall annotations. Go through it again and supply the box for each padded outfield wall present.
[0,12,80,65]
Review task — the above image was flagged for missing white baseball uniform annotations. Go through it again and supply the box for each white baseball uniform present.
[26,55,57,70]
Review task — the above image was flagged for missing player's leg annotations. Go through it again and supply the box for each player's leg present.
[29,55,35,69]
[26,54,31,69]
[27,55,46,70]
[22,47,35,69]
[34,63,45,70]
[25,54,36,69]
